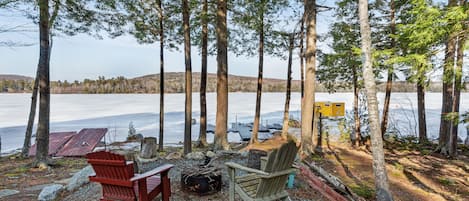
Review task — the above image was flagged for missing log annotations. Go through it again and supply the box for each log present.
[140,137,158,159]
[304,162,364,201]
[298,164,349,201]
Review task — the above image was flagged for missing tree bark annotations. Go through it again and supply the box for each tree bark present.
[198,0,209,147]
[300,12,305,99]
[301,0,316,155]
[158,0,165,151]
[34,0,51,168]
[358,0,393,200]
[281,34,294,139]
[439,0,457,155]
[381,69,393,137]
[251,8,264,144]
[214,0,229,150]
[22,71,39,157]
[417,76,427,143]
[381,0,396,137]
[450,32,466,156]
[183,0,192,154]
[352,65,361,147]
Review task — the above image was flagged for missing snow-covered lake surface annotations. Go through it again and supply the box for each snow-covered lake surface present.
[0,92,468,153]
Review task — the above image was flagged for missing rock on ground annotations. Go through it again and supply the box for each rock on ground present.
[66,165,95,191]
[165,152,183,160]
[185,152,205,160]
[206,151,216,158]
[38,184,63,201]
[0,189,20,199]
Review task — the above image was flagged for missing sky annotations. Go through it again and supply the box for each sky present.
[0,1,335,81]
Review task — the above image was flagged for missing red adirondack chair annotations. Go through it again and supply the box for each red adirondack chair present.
[86,151,174,201]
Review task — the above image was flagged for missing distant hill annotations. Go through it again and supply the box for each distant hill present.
[0,74,33,81]
[131,72,301,93]
[0,72,467,93]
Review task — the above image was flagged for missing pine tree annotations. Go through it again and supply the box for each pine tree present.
[182,0,193,154]
[214,0,229,150]
[358,0,393,199]
[281,33,295,139]
[231,0,288,144]
[34,0,51,168]
[317,0,362,147]
[301,0,316,155]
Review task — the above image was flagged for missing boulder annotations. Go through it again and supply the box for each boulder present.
[66,165,95,191]
[38,184,63,201]
[206,151,216,158]
[185,152,205,160]
[0,189,19,199]
[165,152,183,160]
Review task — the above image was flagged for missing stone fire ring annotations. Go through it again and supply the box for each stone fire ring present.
[181,168,222,196]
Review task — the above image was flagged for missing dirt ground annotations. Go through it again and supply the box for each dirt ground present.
[1,140,467,201]
[0,143,325,201]
[312,140,469,201]
[0,156,88,200]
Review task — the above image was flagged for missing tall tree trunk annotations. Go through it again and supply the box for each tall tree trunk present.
[34,0,50,168]
[23,0,60,158]
[281,34,294,139]
[358,0,393,200]
[214,0,229,150]
[198,0,209,147]
[183,0,192,154]
[439,0,457,155]
[450,32,466,156]
[417,75,427,143]
[22,71,39,157]
[158,0,165,151]
[352,65,361,147]
[381,69,393,137]
[381,0,396,137]
[251,10,264,144]
[300,13,305,99]
[301,0,316,155]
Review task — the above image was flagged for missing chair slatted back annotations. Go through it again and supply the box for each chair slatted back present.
[255,140,298,198]
[87,151,136,201]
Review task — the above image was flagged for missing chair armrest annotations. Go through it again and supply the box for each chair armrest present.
[225,162,269,176]
[259,168,296,179]
[130,164,174,182]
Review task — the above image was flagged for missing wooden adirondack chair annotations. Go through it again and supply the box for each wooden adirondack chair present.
[86,151,174,201]
[226,139,298,201]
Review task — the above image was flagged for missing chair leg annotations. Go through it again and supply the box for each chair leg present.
[137,179,149,201]
[228,168,235,201]
[161,172,171,201]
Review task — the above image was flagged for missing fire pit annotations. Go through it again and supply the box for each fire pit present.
[181,157,222,195]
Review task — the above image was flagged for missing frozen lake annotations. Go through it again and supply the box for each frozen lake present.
[0,92,468,153]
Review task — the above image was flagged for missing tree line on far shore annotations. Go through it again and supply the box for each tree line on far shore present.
[2,73,467,94]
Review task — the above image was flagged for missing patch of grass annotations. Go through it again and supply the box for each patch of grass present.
[438,177,455,186]
[419,149,431,155]
[54,158,86,167]
[394,162,404,171]
[4,166,29,177]
[310,154,323,162]
[350,184,375,199]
